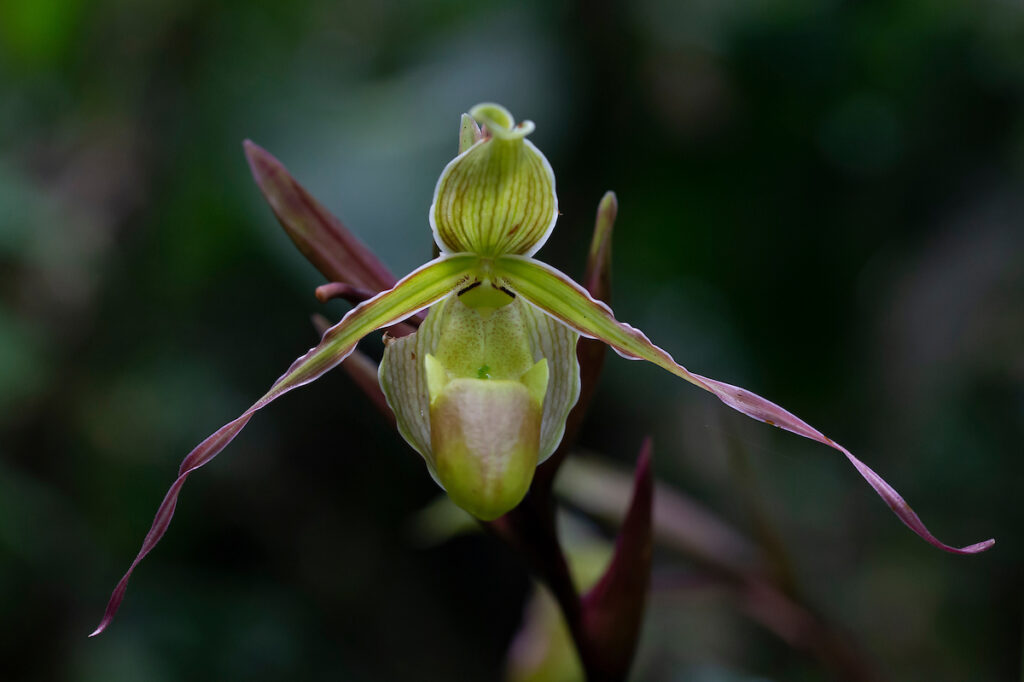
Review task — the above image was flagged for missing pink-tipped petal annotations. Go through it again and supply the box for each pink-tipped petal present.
[90,415,252,637]
[692,374,995,555]
[91,255,477,636]
[495,255,995,555]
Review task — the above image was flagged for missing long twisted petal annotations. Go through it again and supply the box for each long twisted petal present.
[91,254,478,636]
[495,255,994,555]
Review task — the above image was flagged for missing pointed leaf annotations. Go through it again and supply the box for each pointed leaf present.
[583,191,617,302]
[573,191,617,446]
[496,255,995,555]
[244,140,396,291]
[91,254,477,637]
[580,439,653,680]
[531,193,620,489]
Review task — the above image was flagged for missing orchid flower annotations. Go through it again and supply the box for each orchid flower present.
[92,103,993,637]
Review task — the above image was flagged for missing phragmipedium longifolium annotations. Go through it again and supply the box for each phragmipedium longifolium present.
[92,103,993,640]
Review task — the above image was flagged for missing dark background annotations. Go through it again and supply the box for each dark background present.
[1,0,1021,680]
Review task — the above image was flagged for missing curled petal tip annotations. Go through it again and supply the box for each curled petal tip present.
[946,538,995,555]
[470,103,536,140]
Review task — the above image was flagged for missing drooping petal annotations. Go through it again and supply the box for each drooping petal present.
[91,254,478,637]
[495,255,995,555]
[244,140,397,291]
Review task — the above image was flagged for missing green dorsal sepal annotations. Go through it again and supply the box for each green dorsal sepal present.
[430,103,558,258]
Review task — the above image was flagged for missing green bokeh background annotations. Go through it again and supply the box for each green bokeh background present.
[1,0,1021,680]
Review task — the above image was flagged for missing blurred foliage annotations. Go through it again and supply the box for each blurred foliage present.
[0,0,1021,680]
